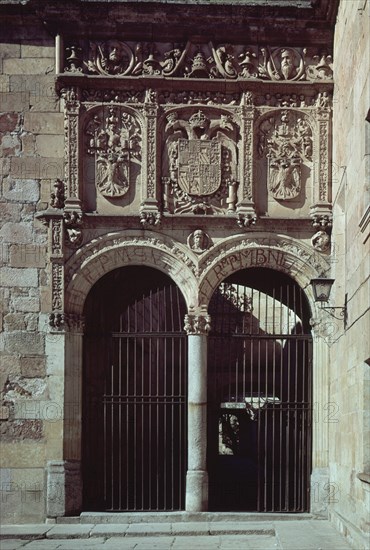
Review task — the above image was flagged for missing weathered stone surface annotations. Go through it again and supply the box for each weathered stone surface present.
[21,42,55,58]
[21,356,46,378]
[0,419,43,441]
[3,57,54,75]
[11,292,40,313]
[35,135,64,158]
[0,91,30,112]
[21,132,36,155]
[0,112,19,132]
[0,405,10,420]
[10,244,46,268]
[3,178,40,202]
[4,313,27,331]
[9,157,63,180]
[4,332,44,355]
[0,43,21,59]
[24,112,64,135]
[0,222,33,244]
[1,267,38,288]
[0,202,21,223]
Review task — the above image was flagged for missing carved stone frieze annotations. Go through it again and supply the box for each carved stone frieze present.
[163,109,239,215]
[81,89,145,104]
[258,110,313,201]
[85,106,142,198]
[184,314,211,335]
[50,218,64,258]
[51,262,64,312]
[61,88,81,206]
[67,40,333,82]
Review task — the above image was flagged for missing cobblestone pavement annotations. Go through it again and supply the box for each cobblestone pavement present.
[0,520,353,550]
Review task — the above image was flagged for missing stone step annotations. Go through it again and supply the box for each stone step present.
[55,511,313,524]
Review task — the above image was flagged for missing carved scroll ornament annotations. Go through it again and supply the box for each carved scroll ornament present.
[65,40,333,82]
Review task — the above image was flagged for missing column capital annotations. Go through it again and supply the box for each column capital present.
[184,314,211,335]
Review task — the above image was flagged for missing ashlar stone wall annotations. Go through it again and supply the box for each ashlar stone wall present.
[0,12,63,522]
[329,1,370,548]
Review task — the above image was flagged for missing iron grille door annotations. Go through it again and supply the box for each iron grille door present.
[83,282,187,511]
[207,279,312,512]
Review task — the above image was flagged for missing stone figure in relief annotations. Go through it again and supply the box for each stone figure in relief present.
[86,107,141,198]
[258,110,313,201]
[188,229,210,254]
[311,230,330,252]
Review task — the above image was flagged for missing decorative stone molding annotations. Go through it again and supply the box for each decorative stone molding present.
[184,314,211,335]
[61,87,82,210]
[64,40,333,82]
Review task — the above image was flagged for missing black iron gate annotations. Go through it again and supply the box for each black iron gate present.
[83,269,187,511]
[207,270,312,512]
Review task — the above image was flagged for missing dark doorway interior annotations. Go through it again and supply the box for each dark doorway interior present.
[207,268,312,512]
[82,267,187,511]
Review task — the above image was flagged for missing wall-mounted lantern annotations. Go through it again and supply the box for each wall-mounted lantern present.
[310,277,347,323]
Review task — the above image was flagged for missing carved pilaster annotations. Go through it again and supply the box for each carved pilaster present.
[311,92,332,222]
[62,87,82,212]
[236,92,257,221]
[140,89,160,219]
[184,314,211,335]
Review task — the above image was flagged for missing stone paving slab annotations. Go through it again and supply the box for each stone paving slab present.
[126,522,173,536]
[0,525,51,539]
[0,541,29,550]
[46,524,95,539]
[90,524,129,537]
[274,520,352,549]
[208,521,275,535]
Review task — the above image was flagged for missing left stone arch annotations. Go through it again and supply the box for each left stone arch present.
[64,230,199,315]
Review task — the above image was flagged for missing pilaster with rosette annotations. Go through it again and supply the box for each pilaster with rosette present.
[184,314,211,335]
[235,92,257,225]
[140,90,160,224]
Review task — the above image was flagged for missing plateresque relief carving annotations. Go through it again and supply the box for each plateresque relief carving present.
[162,109,239,214]
[85,106,142,199]
[258,110,313,201]
[66,39,333,82]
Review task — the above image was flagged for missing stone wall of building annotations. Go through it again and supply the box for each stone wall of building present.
[329,1,369,548]
[0,10,63,522]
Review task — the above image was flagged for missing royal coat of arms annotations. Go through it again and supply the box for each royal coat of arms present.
[164,110,238,214]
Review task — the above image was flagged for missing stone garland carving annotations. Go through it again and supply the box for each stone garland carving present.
[258,110,313,201]
[163,110,239,215]
[184,314,211,335]
[48,313,86,332]
[86,106,142,198]
[67,40,333,82]
[82,89,145,104]
[312,214,333,230]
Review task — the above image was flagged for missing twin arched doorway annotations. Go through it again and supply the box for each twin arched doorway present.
[82,265,312,512]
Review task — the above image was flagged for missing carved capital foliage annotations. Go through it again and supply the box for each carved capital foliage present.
[184,314,211,335]
[64,40,333,83]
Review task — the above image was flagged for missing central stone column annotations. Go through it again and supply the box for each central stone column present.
[184,313,210,512]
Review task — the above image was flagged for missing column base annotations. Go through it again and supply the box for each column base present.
[185,470,208,512]
[47,460,82,517]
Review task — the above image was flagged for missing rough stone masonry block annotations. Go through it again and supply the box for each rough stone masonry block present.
[24,112,64,135]
[0,223,33,244]
[0,112,19,132]
[35,135,64,158]
[9,157,64,180]
[21,355,46,378]
[11,295,40,313]
[3,57,54,75]
[0,91,30,112]
[10,244,46,268]
[4,313,27,331]
[0,203,21,223]
[4,332,44,355]
[1,267,38,287]
[3,178,40,202]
